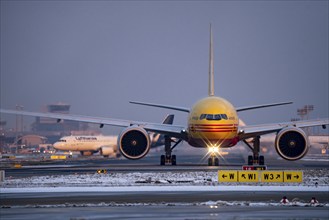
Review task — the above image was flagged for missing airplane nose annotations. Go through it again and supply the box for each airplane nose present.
[53,142,64,150]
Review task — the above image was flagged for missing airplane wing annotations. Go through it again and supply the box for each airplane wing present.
[0,109,186,139]
[238,119,329,140]
[1,108,327,142]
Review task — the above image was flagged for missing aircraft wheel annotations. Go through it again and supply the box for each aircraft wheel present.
[259,155,265,165]
[172,155,177,165]
[248,155,253,165]
[214,157,219,166]
[208,157,213,166]
[160,155,165,166]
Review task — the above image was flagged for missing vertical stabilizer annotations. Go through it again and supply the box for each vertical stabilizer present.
[209,24,215,96]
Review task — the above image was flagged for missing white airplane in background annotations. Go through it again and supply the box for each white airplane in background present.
[54,135,119,157]
[1,25,328,166]
[53,114,175,157]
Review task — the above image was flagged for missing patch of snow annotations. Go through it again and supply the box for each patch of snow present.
[1,169,328,195]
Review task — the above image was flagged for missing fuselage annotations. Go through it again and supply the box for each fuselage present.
[187,96,239,148]
[53,134,165,152]
[53,136,117,151]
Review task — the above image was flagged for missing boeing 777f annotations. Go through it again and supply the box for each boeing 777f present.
[1,25,328,166]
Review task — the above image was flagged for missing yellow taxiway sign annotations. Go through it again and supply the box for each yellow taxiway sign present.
[218,170,238,182]
[238,171,259,182]
[218,170,303,183]
[261,171,284,183]
[284,171,303,183]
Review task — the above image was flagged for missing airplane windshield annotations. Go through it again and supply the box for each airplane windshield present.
[200,114,228,121]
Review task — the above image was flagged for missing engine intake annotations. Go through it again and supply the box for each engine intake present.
[275,127,309,161]
[118,126,150,160]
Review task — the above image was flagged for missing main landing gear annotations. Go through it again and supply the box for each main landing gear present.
[160,135,182,166]
[243,136,265,166]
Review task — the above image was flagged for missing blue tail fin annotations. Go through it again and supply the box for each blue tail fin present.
[151,114,174,147]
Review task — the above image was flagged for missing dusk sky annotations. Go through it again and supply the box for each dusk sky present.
[1,1,328,134]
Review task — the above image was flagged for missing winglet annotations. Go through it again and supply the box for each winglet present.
[209,23,215,96]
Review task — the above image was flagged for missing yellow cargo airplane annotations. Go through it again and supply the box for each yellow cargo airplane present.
[1,25,328,166]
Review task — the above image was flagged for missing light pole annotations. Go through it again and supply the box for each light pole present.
[297,105,314,135]
[15,105,24,153]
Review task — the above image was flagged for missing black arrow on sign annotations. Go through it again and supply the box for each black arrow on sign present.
[222,174,227,178]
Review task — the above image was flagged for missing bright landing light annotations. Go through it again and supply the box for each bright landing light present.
[208,146,219,154]
[207,145,229,156]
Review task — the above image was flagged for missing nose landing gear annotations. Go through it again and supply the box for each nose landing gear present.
[208,155,219,166]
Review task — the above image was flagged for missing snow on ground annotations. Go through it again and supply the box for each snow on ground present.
[1,169,328,190]
[1,169,328,208]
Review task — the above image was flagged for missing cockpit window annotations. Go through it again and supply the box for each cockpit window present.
[221,114,228,120]
[206,114,216,120]
[200,114,228,121]
[58,139,66,142]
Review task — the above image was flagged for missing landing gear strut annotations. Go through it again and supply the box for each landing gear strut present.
[243,136,265,166]
[160,135,182,165]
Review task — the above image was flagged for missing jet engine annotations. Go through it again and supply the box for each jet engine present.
[275,127,309,161]
[100,146,116,157]
[80,151,94,156]
[118,126,151,160]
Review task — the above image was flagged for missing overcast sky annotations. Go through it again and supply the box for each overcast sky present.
[1,1,328,133]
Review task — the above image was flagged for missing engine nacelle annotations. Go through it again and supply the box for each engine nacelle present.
[275,127,309,161]
[80,151,95,156]
[118,126,151,160]
[100,146,116,157]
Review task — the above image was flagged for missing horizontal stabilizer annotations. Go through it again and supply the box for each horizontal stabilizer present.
[130,101,190,113]
[236,102,293,112]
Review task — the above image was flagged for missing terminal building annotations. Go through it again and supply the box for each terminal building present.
[0,103,100,153]
[31,103,88,137]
